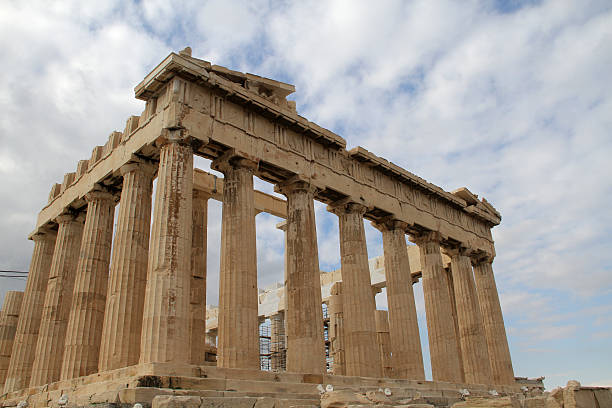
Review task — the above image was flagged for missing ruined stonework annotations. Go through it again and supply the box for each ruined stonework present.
[1,48,531,408]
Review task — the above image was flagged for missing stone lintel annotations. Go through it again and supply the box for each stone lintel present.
[211,148,259,174]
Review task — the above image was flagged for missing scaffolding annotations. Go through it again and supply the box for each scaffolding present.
[269,312,286,371]
[259,319,271,371]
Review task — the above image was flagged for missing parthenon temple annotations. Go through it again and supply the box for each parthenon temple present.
[1,48,529,408]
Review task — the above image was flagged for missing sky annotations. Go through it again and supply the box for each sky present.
[0,0,611,390]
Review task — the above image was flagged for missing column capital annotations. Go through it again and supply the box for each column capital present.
[193,188,213,201]
[327,199,367,217]
[120,159,157,177]
[441,244,475,259]
[54,211,85,225]
[275,175,317,196]
[211,148,258,174]
[408,230,443,246]
[85,185,115,203]
[470,252,494,267]
[29,227,57,241]
[154,128,206,150]
[371,217,408,232]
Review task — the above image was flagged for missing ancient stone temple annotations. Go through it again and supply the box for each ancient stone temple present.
[1,48,526,408]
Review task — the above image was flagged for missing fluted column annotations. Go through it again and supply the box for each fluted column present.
[375,220,425,380]
[472,256,515,385]
[444,247,491,384]
[139,137,193,364]
[4,229,56,393]
[328,282,345,376]
[269,311,285,371]
[61,188,115,380]
[0,292,24,388]
[410,231,462,383]
[277,179,325,374]
[374,310,392,378]
[98,162,155,372]
[190,189,209,365]
[212,153,259,369]
[30,213,84,386]
[329,202,381,378]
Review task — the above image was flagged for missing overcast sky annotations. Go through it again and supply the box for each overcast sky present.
[0,0,611,389]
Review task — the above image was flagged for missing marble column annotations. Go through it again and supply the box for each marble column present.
[472,256,515,385]
[0,292,24,388]
[329,202,381,378]
[61,188,115,380]
[445,247,491,384]
[139,137,193,364]
[212,154,259,369]
[190,189,209,365]
[277,179,325,374]
[3,229,56,393]
[410,231,462,383]
[269,312,285,371]
[374,310,392,378]
[328,282,345,376]
[445,266,465,383]
[376,220,425,380]
[30,213,84,386]
[98,162,155,372]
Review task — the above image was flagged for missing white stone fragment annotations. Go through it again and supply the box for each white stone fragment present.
[488,389,499,396]
[325,384,334,392]
[384,388,392,396]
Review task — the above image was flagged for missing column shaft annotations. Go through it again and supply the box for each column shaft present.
[0,292,24,388]
[278,180,325,374]
[30,214,84,385]
[473,259,515,385]
[61,190,115,380]
[332,203,381,378]
[379,223,425,379]
[214,157,259,369]
[140,140,193,364]
[328,282,345,376]
[448,249,491,384]
[374,310,392,378]
[3,230,56,393]
[190,190,208,365]
[445,267,465,382]
[98,163,154,371]
[412,232,462,383]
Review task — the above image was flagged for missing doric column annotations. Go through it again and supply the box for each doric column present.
[211,152,259,369]
[375,220,425,380]
[276,179,325,374]
[443,246,491,384]
[0,291,24,388]
[98,161,155,372]
[410,231,462,383]
[374,310,392,378]
[329,202,381,378]
[30,213,84,386]
[269,312,285,371]
[139,135,193,364]
[3,229,56,393]
[61,188,115,380]
[190,189,209,365]
[328,282,345,376]
[472,256,515,385]
[445,266,465,383]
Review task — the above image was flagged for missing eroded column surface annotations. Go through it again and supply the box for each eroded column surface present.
[375,310,392,378]
[98,162,154,372]
[445,247,491,384]
[30,213,84,386]
[140,138,193,365]
[277,179,325,374]
[0,292,24,388]
[411,231,462,383]
[473,257,515,385]
[212,155,259,369]
[4,229,56,393]
[330,202,382,378]
[190,189,209,365]
[61,189,115,380]
[376,221,425,380]
[328,282,345,376]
